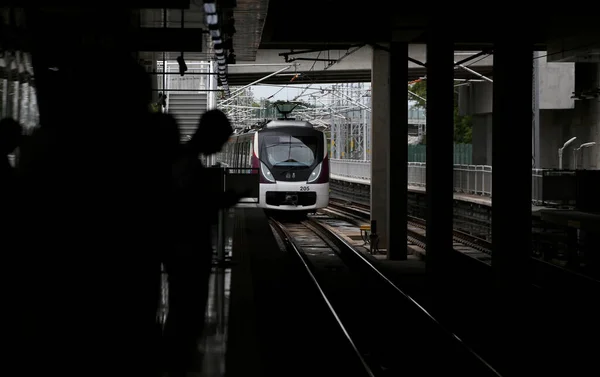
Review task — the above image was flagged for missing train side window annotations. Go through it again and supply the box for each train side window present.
[232,140,240,168]
[240,141,246,168]
[246,140,251,168]
[227,143,232,166]
[249,139,254,169]
[243,141,249,168]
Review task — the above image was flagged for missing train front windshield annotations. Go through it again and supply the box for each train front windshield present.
[264,135,318,168]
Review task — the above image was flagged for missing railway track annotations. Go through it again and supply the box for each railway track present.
[327,198,492,264]
[326,198,600,295]
[268,214,501,377]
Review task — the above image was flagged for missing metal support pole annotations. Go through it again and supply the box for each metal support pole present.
[532,51,540,168]
[455,61,493,83]
[558,149,563,170]
[216,168,226,263]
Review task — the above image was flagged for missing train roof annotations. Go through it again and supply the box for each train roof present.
[264,120,315,128]
[231,119,321,138]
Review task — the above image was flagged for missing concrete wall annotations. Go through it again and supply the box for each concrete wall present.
[458,81,493,116]
[570,62,600,169]
[538,55,575,109]
[541,63,600,169]
[471,113,492,165]
[458,55,578,167]
[459,58,575,115]
[538,110,573,168]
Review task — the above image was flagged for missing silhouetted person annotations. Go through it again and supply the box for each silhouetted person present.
[164,109,243,376]
[16,52,163,377]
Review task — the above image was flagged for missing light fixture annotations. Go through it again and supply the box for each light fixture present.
[579,141,597,149]
[176,55,188,77]
[203,0,229,95]
[572,142,597,169]
[558,136,577,170]
[205,14,218,25]
[203,2,217,14]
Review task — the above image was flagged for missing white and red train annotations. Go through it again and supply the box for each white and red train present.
[216,119,329,212]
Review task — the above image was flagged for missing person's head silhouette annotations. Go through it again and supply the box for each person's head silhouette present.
[188,109,233,156]
[0,118,23,156]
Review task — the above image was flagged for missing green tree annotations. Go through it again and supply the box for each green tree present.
[408,80,473,144]
[408,80,427,108]
[453,95,472,144]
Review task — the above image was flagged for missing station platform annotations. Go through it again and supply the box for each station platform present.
[331,175,552,215]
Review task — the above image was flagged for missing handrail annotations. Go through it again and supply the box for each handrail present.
[329,158,554,204]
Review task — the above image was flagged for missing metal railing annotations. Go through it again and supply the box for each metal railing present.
[330,159,371,181]
[330,158,551,204]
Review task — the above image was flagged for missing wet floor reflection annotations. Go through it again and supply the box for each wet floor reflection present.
[200,209,234,376]
[157,263,168,328]
[158,207,235,376]
[199,267,231,377]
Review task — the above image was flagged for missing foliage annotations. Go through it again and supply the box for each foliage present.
[408,80,473,144]
[408,80,427,109]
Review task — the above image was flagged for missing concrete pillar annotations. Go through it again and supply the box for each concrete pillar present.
[389,42,408,260]
[491,41,533,375]
[471,114,492,165]
[491,43,532,292]
[425,33,455,291]
[371,45,391,251]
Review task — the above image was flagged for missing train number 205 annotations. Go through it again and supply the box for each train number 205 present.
[299,186,311,191]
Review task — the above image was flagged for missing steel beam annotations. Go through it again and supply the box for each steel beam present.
[1,1,190,7]
[131,27,205,52]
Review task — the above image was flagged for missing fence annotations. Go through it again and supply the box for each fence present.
[407,162,492,196]
[330,158,548,203]
[407,143,472,164]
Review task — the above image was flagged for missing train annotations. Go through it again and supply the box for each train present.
[216,119,330,212]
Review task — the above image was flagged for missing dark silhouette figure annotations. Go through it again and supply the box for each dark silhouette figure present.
[15,54,163,377]
[164,109,242,376]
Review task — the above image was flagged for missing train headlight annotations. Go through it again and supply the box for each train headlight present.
[307,162,322,183]
[260,162,276,183]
